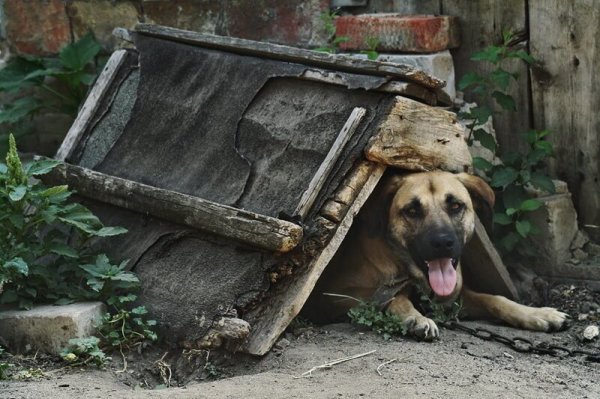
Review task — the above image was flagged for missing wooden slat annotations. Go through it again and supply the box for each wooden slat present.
[442,0,530,154]
[133,24,444,89]
[55,50,128,161]
[244,162,387,355]
[529,0,600,242]
[365,96,472,173]
[462,217,519,300]
[294,107,366,219]
[42,162,303,253]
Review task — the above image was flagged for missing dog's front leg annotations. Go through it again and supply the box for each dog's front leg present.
[461,287,568,332]
[387,294,439,340]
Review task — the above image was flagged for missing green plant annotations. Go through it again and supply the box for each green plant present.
[458,31,555,255]
[0,346,12,380]
[98,293,158,351]
[315,10,349,54]
[0,33,102,151]
[0,134,127,309]
[417,286,462,324]
[348,300,407,340]
[61,336,109,368]
[361,37,380,60]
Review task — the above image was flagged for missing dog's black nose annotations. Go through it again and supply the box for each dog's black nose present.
[430,233,455,250]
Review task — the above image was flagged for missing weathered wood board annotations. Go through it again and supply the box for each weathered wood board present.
[365,96,472,173]
[529,0,600,242]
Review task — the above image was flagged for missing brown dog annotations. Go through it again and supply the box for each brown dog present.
[305,170,568,340]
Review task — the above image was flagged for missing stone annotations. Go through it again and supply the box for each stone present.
[528,193,579,275]
[67,0,141,51]
[349,50,456,100]
[572,248,588,261]
[570,230,590,250]
[0,302,105,354]
[582,325,599,341]
[585,242,600,256]
[4,0,71,55]
[335,14,460,53]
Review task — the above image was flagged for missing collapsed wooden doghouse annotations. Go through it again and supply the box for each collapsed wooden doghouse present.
[46,24,517,356]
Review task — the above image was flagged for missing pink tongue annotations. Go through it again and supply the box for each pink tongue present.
[427,258,457,297]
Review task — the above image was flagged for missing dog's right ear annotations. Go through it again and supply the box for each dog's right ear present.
[359,171,404,237]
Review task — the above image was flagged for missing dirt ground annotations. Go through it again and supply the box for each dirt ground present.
[2,283,600,399]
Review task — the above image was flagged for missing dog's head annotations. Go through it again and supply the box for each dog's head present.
[370,170,494,299]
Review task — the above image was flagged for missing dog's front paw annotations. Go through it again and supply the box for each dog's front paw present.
[404,315,439,341]
[515,306,569,332]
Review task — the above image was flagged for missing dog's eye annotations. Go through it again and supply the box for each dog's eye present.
[448,202,464,213]
[403,205,422,218]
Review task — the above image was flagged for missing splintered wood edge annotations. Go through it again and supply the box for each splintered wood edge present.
[55,49,128,162]
[243,162,386,355]
[41,162,303,253]
[294,107,366,219]
[365,96,472,173]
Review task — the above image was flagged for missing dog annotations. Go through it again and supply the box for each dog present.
[304,170,568,340]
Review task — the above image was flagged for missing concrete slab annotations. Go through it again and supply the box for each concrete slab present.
[350,50,456,100]
[0,302,105,354]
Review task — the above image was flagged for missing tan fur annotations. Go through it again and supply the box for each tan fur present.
[306,170,568,340]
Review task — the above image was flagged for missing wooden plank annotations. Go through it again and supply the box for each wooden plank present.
[365,96,472,173]
[442,0,530,154]
[244,162,387,355]
[42,162,303,253]
[462,217,519,300]
[133,24,444,89]
[294,107,366,219]
[529,0,600,242]
[298,69,437,105]
[55,49,128,161]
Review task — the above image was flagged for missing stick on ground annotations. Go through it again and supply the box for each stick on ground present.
[295,349,376,378]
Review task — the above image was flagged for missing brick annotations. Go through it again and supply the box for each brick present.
[67,1,141,51]
[0,302,105,354]
[350,50,456,100]
[335,14,460,53]
[143,0,328,47]
[4,0,71,55]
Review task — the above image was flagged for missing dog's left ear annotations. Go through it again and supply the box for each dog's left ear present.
[456,173,495,231]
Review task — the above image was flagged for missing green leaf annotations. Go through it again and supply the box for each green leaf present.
[471,46,503,64]
[8,185,27,201]
[525,130,538,145]
[0,163,7,174]
[491,167,518,188]
[48,242,79,258]
[519,170,531,183]
[526,148,547,166]
[499,232,520,251]
[472,156,493,171]
[506,207,518,216]
[520,199,542,212]
[458,72,485,90]
[25,159,60,176]
[473,129,497,152]
[493,213,513,225]
[489,68,513,91]
[94,226,128,237]
[515,220,532,237]
[333,36,349,45]
[0,97,42,124]
[3,257,28,276]
[534,140,554,156]
[502,151,523,168]
[510,50,536,64]
[59,33,102,71]
[8,213,25,229]
[40,185,68,197]
[530,172,556,194]
[492,91,516,111]
[470,106,492,124]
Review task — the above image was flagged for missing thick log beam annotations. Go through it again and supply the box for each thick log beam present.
[42,162,303,253]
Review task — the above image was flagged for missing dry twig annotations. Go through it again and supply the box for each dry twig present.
[295,350,376,378]
[154,352,172,387]
[376,358,397,376]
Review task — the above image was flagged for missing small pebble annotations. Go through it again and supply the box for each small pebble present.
[582,325,599,341]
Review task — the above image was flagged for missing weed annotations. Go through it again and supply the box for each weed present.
[458,31,555,257]
[0,346,12,380]
[361,37,380,60]
[315,10,349,54]
[0,34,102,152]
[61,336,109,368]
[416,286,462,324]
[348,301,406,340]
